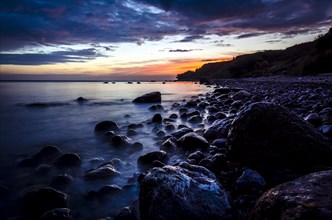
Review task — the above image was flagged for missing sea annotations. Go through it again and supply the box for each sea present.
[0,81,211,219]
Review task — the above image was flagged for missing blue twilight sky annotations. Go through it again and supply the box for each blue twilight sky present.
[0,0,331,80]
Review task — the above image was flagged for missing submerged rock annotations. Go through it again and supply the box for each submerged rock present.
[18,145,62,167]
[133,91,161,103]
[149,104,164,111]
[228,102,332,169]
[54,153,81,168]
[23,187,68,219]
[250,170,332,220]
[95,120,120,132]
[139,162,233,220]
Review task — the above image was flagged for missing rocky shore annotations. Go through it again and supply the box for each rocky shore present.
[4,77,332,220]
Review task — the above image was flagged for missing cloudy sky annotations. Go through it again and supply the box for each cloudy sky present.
[1,0,331,80]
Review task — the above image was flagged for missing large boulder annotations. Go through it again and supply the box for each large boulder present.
[250,170,332,220]
[95,120,120,132]
[23,187,68,219]
[228,102,332,168]
[139,162,233,220]
[178,132,209,151]
[133,92,161,103]
[18,146,62,167]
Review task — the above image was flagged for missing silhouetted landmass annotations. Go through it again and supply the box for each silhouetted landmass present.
[177,28,332,80]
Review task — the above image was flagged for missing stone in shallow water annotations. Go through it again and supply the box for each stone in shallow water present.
[139,162,233,220]
[84,163,120,181]
[54,153,81,168]
[178,132,209,151]
[137,151,168,166]
[250,170,332,220]
[95,120,120,132]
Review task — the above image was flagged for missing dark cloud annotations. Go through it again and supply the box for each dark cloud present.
[0,48,102,65]
[169,49,201,52]
[0,0,331,52]
[237,33,265,39]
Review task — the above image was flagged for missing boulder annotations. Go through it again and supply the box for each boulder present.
[50,174,73,189]
[84,184,122,200]
[137,151,168,166]
[204,119,231,141]
[250,170,332,220]
[178,132,209,151]
[18,145,62,167]
[139,162,232,220]
[84,163,120,181]
[152,114,162,123]
[23,187,68,219]
[235,168,266,192]
[148,104,164,111]
[54,153,81,168]
[112,135,130,146]
[228,102,332,168]
[133,92,161,103]
[95,120,120,132]
[171,127,193,139]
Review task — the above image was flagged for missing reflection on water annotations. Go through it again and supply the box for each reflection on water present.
[0,81,211,219]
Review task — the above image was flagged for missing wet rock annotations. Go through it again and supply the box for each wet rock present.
[156,130,165,137]
[114,206,138,220]
[133,91,161,103]
[127,129,137,136]
[112,135,130,146]
[211,153,227,172]
[148,104,164,111]
[231,90,251,100]
[304,113,322,127]
[208,106,218,113]
[139,162,232,220]
[171,127,193,139]
[164,124,175,131]
[84,163,120,181]
[85,184,123,200]
[18,145,62,167]
[95,121,120,132]
[236,168,266,192]
[152,113,162,123]
[23,187,68,219]
[34,164,51,176]
[215,112,227,119]
[50,174,74,189]
[178,132,209,151]
[137,151,168,166]
[204,119,231,141]
[250,170,332,220]
[228,102,332,169]
[160,137,178,152]
[128,123,144,129]
[214,88,231,94]
[41,208,72,220]
[180,112,188,119]
[186,100,197,107]
[179,107,189,114]
[131,142,143,151]
[169,113,178,119]
[212,138,227,148]
[54,153,81,168]
[188,115,203,124]
[187,151,204,162]
[76,97,87,102]
[319,125,332,138]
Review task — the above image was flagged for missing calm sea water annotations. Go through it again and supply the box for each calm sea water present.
[0,81,211,219]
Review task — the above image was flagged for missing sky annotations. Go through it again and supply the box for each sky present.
[0,0,331,80]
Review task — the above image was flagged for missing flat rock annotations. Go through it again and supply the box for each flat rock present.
[250,170,332,220]
[139,162,232,220]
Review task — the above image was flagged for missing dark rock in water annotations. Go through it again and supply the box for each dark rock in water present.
[228,102,332,169]
[127,129,138,136]
[23,187,68,219]
[156,130,165,137]
[152,160,165,168]
[112,135,130,146]
[211,153,227,172]
[148,104,164,111]
[319,125,332,138]
[212,138,227,148]
[54,153,81,168]
[50,174,73,189]
[84,163,120,181]
[188,110,200,117]
[188,115,203,124]
[214,88,231,94]
[18,145,62,167]
[204,119,231,141]
[215,112,227,119]
[164,124,175,131]
[85,184,123,200]
[128,123,144,129]
[250,170,332,220]
[178,132,209,150]
[304,113,322,127]
[180,112,188,119]
[160,137,178,152]
[76,97,87,102]
[186,100,197,107]
[139,162,233,220]
[95,120,120,132]
[114,206,138,220]
[41,208,72,220]
[179,107,189,114]
[207,115,217,123]
[169,113,178,119]
[152,113,162,123]
[133,91,161,103]
[34,164,51,176]
[208,106,218,113]
[138,151,168,166]
[171,127,193,139]
[131,142,144,151]
[187,151,204,162]
[235,168,266,192]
